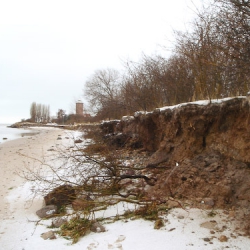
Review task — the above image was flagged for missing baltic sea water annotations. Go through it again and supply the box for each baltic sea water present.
[0,124,35,144]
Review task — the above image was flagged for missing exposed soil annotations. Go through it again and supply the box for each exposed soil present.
[100,96,250,234]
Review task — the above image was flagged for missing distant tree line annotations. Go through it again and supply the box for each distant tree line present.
[84,0,250,120]
[30,102,50,123]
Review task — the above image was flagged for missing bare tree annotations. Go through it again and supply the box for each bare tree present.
[214,0,250,95]
[30,102,50,123]
[30,102,37,122]
[81,0,250,121]
[84,68,123,120]
[57,109,66,124]
[121,55,168,113]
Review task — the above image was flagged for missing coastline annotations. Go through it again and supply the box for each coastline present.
[0,127,63,206]
[0,124,39,144]
[0,127,250,249]
[0,127,71,248]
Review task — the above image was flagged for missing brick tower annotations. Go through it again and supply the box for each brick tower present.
[76,100,84,116]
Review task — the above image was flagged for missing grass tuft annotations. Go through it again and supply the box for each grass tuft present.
[58,215,93,244]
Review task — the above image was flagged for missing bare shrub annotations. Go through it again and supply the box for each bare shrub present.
[18,128,160,242]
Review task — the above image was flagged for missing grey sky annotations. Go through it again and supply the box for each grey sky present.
[0,0,203,123]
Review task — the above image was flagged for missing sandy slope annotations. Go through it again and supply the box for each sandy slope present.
[0,128,250,250]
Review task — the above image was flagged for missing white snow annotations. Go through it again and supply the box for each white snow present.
[121,116,134,121]
[2,181,250,250]
[157,96,246,112]
[134,111,149,117]
[121,97,247,119]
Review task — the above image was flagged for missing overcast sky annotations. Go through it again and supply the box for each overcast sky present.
[0,0,203,123]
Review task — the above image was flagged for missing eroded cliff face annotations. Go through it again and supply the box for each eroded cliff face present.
[103,97,250,162]
[100,96,250,232]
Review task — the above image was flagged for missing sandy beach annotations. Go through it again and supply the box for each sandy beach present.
[0,127,70,249]
[0,128,250,250]
[0,127,64,209]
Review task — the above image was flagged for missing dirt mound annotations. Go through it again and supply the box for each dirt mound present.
[100,96,250,233]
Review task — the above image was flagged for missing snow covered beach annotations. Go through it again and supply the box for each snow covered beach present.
[0,127,250,249]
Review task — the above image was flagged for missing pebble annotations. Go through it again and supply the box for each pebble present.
[219,235,228,242]
[52,218,67,228]
[36,205,58,218]
[177,215,184,219]
[41,231,56,240]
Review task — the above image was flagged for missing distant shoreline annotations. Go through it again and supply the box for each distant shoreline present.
[8,121,68,129]
[8,121,96,131]
[0,124,39,144]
